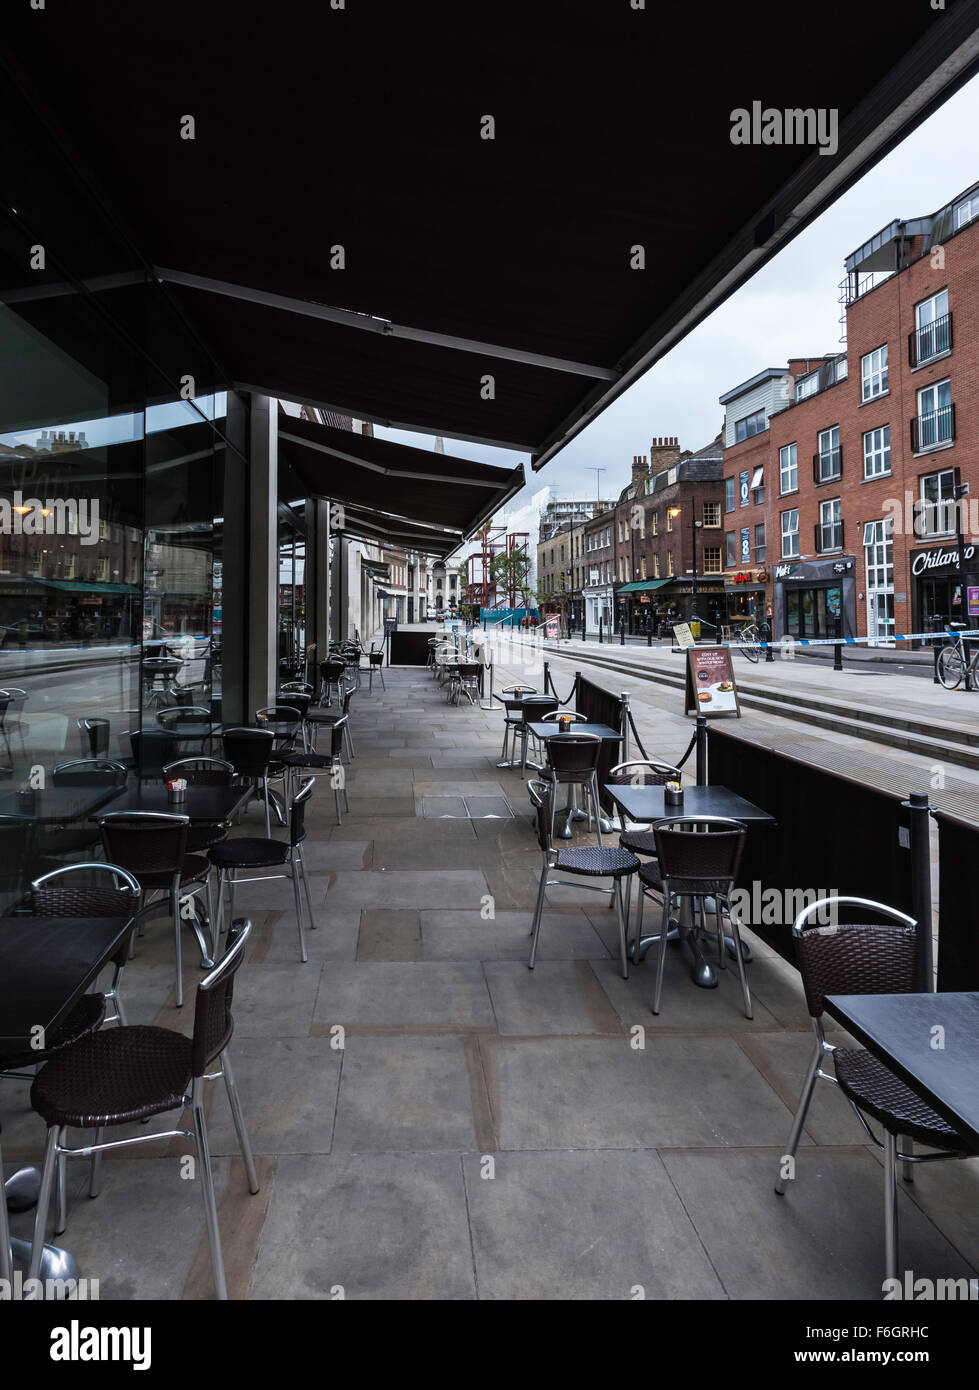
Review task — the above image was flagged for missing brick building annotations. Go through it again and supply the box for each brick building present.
[536,522,572,621]
[721,175,979,645]
[582,508,615,635]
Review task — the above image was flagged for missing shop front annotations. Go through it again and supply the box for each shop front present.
[910,541,979,641]
[773,556,857,641]
[722,571,768,630]
[616,578,672,635]
[583,584,613,636]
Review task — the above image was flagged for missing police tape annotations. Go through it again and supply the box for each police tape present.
[493,629,970,652]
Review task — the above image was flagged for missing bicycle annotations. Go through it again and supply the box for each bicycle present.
[737,621,761,663]
[936,623,979,690]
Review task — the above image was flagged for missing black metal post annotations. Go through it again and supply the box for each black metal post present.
[647,629,652,647]
[695,714,708,785]
[954,467,972,691]
[598,617,603,644]
[762,619,774,663]
[619,618,625,646]
[833,643,843,671]
[907,791,934,991]
[543,660,550,696]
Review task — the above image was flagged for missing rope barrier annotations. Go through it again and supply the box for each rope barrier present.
[626,707,650,762]
[674,728,699,770]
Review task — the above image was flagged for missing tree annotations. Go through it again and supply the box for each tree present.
[489,549,538,610]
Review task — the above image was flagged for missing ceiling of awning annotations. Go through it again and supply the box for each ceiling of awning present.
[3,1,979,470]
[277,416,524,549]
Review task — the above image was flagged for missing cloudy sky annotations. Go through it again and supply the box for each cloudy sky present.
[378,73,979,516]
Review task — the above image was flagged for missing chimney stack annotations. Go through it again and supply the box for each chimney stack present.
[649,435,682,471]
[631,453,649,486]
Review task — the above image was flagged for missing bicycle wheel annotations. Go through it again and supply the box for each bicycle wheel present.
[739,626,760,663]
[937,644,965,689]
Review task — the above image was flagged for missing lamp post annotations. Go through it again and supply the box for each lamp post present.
[668,501,703,626]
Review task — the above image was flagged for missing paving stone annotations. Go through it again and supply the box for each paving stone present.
[357,909,423,961]
[420,909,608,961]
[331,1036,479,1151]
[313,961,495,1030]
[484,960,624,1035]
[325,868,489,910]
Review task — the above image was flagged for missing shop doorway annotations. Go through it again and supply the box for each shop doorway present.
[785,585,843,640]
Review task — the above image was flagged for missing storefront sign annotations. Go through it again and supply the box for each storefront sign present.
[672,622,695,648]
[740,528,750,563]
[969,586,979,616]
[774,562,797,579]
[910,544,976,576]
[684,646,741,718]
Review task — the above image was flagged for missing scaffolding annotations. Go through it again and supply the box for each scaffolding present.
[463,526,530,610]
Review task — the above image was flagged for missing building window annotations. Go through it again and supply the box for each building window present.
[754,523,766,563]
[702,500,720,528]
[864,519,894,589]
[912,289,950,366]
[781,509,799,558]
[725,477,735,512]
[955,194,979,229]
[861,345,888,401]
[725,531,736,567]
[863,425,891,479]
[750,465,765,504]
[816,426,841,483]
[913,378,953,451]
[779,443,798,495]
[651,510,658,536]
[653,553,660,578]
[640,555,646,579]
[703,546,722,574]
[819,498,843,552]
[667,550,674,576]
[919,468,956,538]
[734,409,765,442]
[795,373,818,401]
[666,509,674,532]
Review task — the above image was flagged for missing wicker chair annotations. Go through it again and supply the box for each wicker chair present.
[98,812,214,1007]
[318,658,346,707]
[367,642,386,691]
[220,726,286,836]
[278,717,349,825]
[539,732,604,845]
[775,895,976,1284]
[306,682,355,760]
[209,779,315,962]
[27,920,259,1301]
[636,815,751,1018]
[517,695,559,775]
[498,686,537,763]
[527,779,639,978]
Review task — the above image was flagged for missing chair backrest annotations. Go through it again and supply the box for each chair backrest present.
[77,717,110,758]
[98,812,189,876]
[281,681,314,696]
[541,710,585,722]
[52,759,127,787]
[457,662,481,679]
[502,685,536,695]
[163,757,235,787]
[527,779,554,854]
[341,686,355,715]
[652,816,746,888]
[521,695,559,725]
[192,919,252,1076]
[221,727,275,777]
[290,776,316,847]
[31,862,141,918]
[546,732,602,775]
[275,692,311,718]
[156,706,212,730]
[329,715,348,760]
[608,758,682,786]
[792,896,918,1020]
[129,730,179,778]
[319,659,345,681]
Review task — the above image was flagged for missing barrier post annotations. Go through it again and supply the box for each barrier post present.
[620,692,630,763]
[907,791,935,991]
[543,660,550,696]
[695,715,708,785]
[833,643,843,671]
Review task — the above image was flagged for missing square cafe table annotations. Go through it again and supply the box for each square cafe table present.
[1,913,135,1282]
[93,781,252,823]
[604,781,776,989]
[824,992,979,1149]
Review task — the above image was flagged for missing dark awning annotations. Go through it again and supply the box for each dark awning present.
[4,3,979,469]
[616,579,673,595]
[277,418,524,542]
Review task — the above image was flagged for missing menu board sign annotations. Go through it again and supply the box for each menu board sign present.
[673,622,695,649]
[684,646,741,717]
[544,616,559,639]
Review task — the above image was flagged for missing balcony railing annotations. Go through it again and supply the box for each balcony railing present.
[908,312,953,368]
[812,445,842,484]
[910,402,955,453]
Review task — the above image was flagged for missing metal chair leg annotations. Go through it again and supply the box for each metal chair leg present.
[171,876,183,1008]
[652,889,670,1015]
[613,877,629,980]
[774,1036,821,1194]
[527,865,549,969]
[191,1077,227,1301]
[884,1129,899,1285]
[262,776,271,838]
[725,903,753,1019]
[590,773,603,846]
[221,1052,260,1195]
[297,845,316,930]
[28,1126,60,1280]
[633,884,646,964]
[0,1137,12,1285]
[54,1149,67,1235]
[89,1126,106,1199]
[291,860,308,963]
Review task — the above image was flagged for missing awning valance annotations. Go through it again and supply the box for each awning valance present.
[616,579,672,594]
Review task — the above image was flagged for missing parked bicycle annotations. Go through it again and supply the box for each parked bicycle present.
[737,622,761,663]
[936,623,979,690]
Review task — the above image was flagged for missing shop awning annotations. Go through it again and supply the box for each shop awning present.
[4,4,979,469]
[277,418,524,542]
[616,579,673,594]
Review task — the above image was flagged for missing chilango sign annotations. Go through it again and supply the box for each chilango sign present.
[910,543,976,576]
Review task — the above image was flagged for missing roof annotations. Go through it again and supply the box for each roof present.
[4,3,979,473]
[718,369,790,406]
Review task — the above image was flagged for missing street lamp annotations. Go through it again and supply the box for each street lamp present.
[668,502,703,623]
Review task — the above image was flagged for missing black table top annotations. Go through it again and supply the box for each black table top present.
[530,722,623,742]
[825,992,979,1149]
[0,915,134,1049]
[153,720,222,739]
[94,782,251,823]
[605,782,775,825]
[494,690,544,709]
[0,784,120,824]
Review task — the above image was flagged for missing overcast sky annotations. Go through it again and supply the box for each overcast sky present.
[377,73,979,516]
